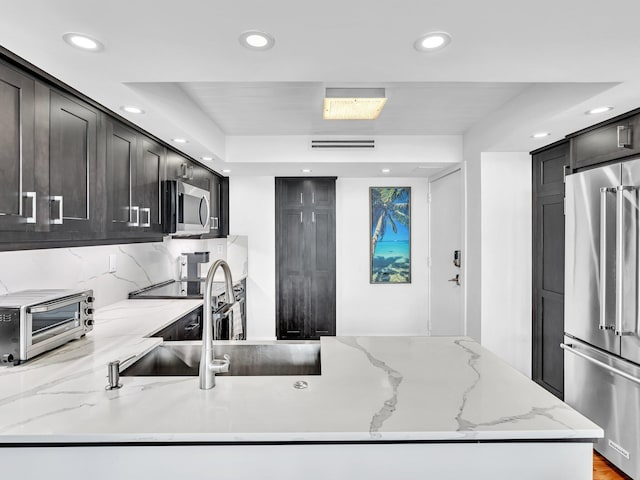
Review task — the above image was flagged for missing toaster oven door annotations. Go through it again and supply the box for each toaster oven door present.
[27,296,84,350]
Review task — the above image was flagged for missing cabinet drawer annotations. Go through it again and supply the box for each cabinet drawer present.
[571,114,640,169]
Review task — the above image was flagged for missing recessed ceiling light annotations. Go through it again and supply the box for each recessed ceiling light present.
[239,30,275,51]
[222,169,231,173]
[301,169,312,173]
[172,138,188,144]
[414,32,452,52]
[323,88,387,120]
[62,32,104,51]
[201,156,213,161]
[381,168,391,173]
[586,106,614,115]
[120,105,144,114]
[532,132,550,139]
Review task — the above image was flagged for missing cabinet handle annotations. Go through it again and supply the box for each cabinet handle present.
[51,195,63,224]
[140,207,151,228]
[300,192,303,205]
[300,211,303,223]
[312,192,315,204]
[312,211,315,223]
[617,125,632,148]
[23,191,36,224]
[189,165,194,180]
[128,206,139,227]
[180,163,189,179]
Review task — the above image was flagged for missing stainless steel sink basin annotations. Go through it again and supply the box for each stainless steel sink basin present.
[121,341,321,376]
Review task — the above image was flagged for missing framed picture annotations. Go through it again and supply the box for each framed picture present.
[370,187,411,284]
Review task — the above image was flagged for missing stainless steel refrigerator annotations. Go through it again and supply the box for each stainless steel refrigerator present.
[565,159,640,479]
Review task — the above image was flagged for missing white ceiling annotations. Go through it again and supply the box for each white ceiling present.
[1,0,640,176]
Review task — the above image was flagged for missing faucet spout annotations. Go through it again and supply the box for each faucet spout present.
[199,259,234,389]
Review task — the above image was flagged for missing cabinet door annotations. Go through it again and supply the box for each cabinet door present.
[48,91,98,233]
[209,174,221,235]
[135,136,164,233]
[572,114,640,169]
[0,61,35,232]
[106,120,136,231]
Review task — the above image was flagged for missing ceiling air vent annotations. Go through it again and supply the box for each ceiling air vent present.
[310,139,375,149]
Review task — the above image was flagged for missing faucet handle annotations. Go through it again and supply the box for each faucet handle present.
[209,354,230,374]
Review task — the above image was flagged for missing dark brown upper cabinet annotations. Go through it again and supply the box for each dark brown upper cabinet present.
[46,90,100,235]
[571,112,640,169]
[106,119,165,238]
[0,60,36,233]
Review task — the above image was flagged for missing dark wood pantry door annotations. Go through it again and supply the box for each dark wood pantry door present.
[532,142,569,399]
[276,177,336,340]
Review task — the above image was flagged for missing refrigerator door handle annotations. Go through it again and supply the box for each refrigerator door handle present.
[599,187,615,331]
[561,343,640,386]
[616,185,637,336]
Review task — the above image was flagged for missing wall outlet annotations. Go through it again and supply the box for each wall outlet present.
[108,254,117,273]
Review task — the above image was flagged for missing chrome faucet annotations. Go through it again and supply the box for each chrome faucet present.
[199,259,234,389]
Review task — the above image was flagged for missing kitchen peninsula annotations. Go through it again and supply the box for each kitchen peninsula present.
[0,299,601,480]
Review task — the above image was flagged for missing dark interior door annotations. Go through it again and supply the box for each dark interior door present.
[276,178,336,339]
[532,142,569,399]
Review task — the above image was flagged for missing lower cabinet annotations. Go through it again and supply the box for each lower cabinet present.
[276,177,336,340]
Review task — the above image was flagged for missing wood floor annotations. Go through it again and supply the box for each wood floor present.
[594,451,631,480]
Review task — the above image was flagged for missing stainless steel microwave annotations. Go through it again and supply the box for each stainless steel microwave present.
[162,180,211,235]
[0,289,94,365]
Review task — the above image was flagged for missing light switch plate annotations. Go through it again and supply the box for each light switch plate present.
[108,254,117,273]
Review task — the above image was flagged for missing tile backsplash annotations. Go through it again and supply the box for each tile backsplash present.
[0,237,235,309]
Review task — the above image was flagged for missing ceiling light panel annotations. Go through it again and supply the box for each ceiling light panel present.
[323,88,387,120]
[414,32,452,52]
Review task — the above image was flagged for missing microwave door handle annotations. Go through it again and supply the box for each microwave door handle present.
[600,187,611,331]
[200,195,210,229]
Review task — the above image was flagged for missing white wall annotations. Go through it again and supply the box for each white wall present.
[0,238,227,309]
[480,152,532,377]
[229,176,430,339]
[336,178,429,335]
[228,177,277,340]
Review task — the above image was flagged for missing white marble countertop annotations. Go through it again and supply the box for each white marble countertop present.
[0,299,602,444]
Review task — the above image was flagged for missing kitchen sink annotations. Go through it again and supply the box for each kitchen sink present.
[121,341,321,376]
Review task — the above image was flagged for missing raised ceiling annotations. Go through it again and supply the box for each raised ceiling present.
[179,82,530,136]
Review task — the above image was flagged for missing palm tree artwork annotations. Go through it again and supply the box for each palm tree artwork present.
[370,187,411,283]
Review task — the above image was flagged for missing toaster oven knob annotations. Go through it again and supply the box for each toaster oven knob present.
[87,296,95,303]
[1,354,14,364]
[85,319,94,327]
[85,307,94,315]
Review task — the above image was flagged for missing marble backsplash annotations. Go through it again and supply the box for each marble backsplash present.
[0,237,244,309]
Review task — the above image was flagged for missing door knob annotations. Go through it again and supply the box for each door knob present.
[448,274,460,286]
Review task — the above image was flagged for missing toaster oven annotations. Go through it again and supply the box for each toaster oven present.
[0,289,94,365]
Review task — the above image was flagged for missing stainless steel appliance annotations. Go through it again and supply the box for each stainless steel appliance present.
[162,180,211,235]
[128,279,246,340]
[0,289,94,365]
[565,160,640,478]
